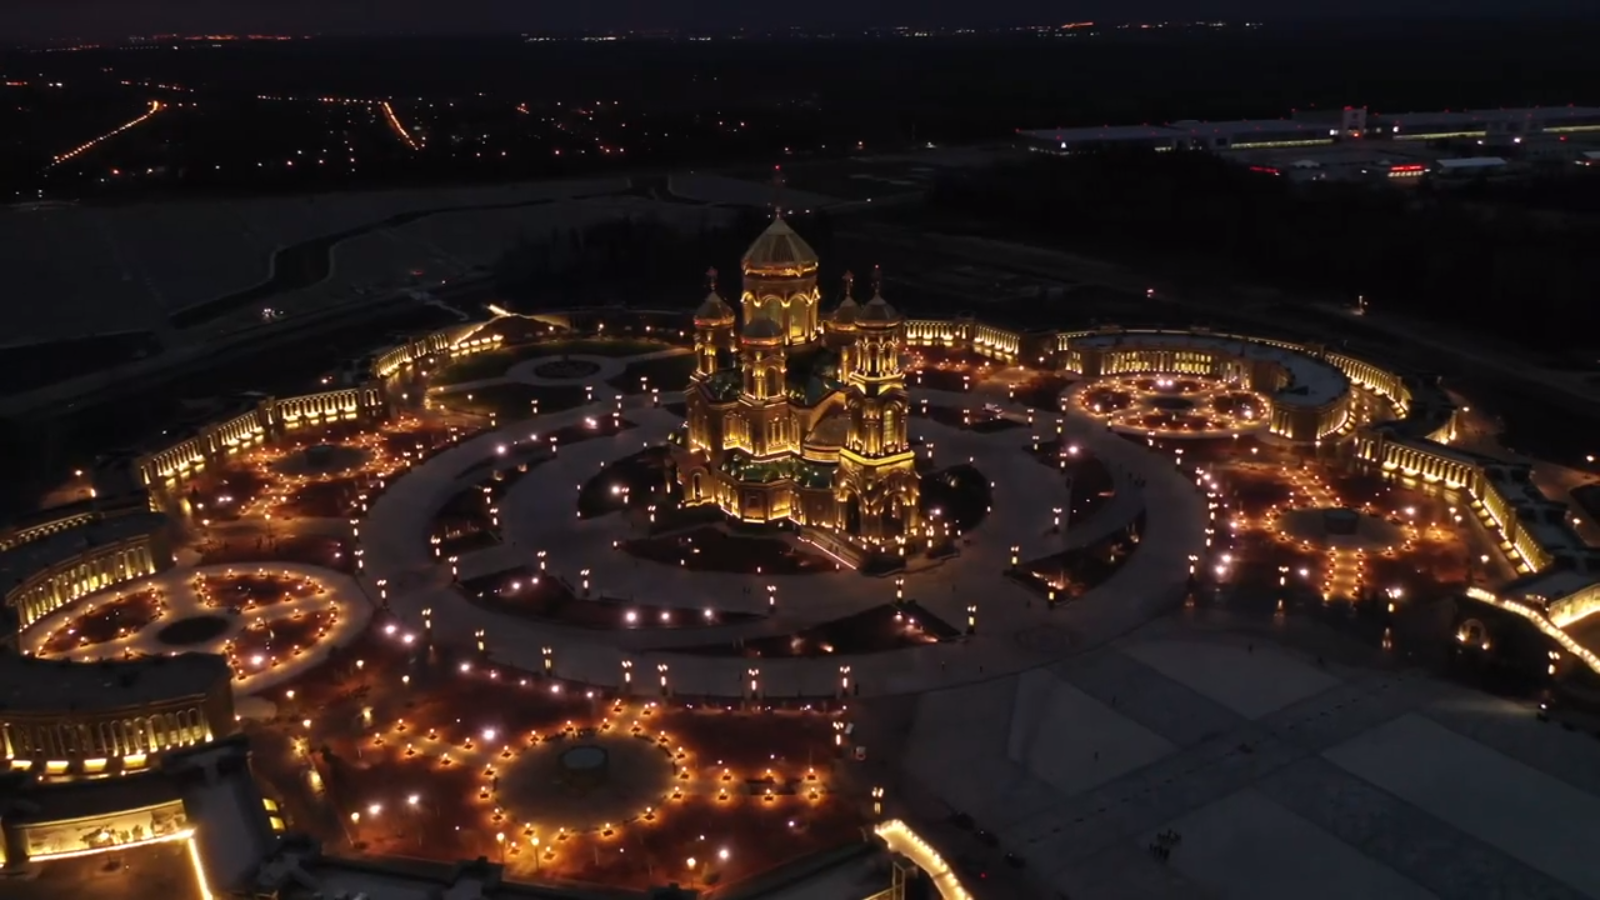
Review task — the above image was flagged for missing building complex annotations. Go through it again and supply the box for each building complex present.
[1,216,1597,897]
[1018,104,1600,182]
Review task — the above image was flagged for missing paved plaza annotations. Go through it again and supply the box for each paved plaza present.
[891,614,1600,899]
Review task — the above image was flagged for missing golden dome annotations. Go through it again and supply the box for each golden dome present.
[695,290,734,324]
[858,266,899,325]
[833,295,860,326]
[742,217,819,273]
[832,271,859,325]
[859,291,900,325]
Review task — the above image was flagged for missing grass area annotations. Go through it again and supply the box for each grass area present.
[606,352,697,394]
[430,337,673,386]
[920,463,993,533]
[546,337,670,357]
[433,382,589,419]
[429,348,523,386]
[624,526,833,575]
[578,447,675,518]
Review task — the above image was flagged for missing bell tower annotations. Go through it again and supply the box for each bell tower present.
[692,267,736,379]
[837,267,919,540]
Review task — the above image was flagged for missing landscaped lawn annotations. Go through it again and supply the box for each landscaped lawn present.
[920,463,992,533]
[577,447,676,518]
[623,526,833,575]
[432,382,590,418]
[605,353,697,394]
[430,338,672,386]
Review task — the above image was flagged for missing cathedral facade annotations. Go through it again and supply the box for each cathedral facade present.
[670,217,921,544]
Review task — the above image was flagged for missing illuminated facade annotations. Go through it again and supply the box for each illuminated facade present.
[135,386,389,490]
[673,221,921,542]
[0,734,281,890]
[1060,330,1355,442]
[0,653,235,781]
[1,512,172,633]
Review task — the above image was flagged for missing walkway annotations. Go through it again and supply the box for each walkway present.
[359,359,1208,699]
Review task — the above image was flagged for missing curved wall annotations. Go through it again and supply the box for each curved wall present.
[0,654,235,780]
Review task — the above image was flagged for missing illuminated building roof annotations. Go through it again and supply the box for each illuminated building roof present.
[693,289,734,324]
[742,216,819,272]
[833,294,860,325]
[858,291,901,325]
[0,651,229,713]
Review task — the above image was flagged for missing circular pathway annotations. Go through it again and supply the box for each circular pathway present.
[359,365,1210,699]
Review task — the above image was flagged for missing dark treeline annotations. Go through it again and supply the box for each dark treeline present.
[491,208,841,307]
[928,151,1600,351]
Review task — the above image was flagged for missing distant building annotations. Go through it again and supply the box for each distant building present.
[1432,157,1511,179]
[1019,104,1600,156]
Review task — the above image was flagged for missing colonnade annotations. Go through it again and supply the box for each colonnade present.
[1,705,211,767]
[10,539,160,630]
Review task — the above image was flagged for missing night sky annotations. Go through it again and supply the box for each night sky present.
[2,0,1588,40]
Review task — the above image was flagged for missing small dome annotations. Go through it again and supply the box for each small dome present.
[743,217,819,272]
[694,290,734,324]
[858,291,900,325]
[742,318,785,342]
[833,294,860,325]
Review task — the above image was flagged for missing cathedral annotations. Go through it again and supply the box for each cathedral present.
[670,216,922,544]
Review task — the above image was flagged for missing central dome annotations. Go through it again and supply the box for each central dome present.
[743,217,819,272]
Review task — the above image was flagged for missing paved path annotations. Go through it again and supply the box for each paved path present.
[358,373,1209,699]
[894,611,1600,900]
